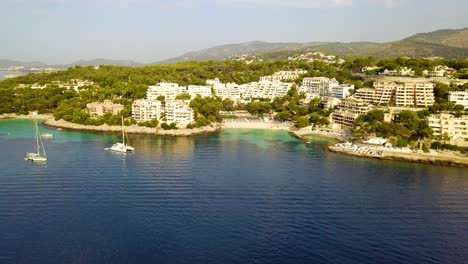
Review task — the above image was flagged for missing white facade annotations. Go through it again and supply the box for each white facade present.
[353,81,435,107]
[260,70,306,82]
[332,98,370,128]
[132,99,163,122]
[185,85,212,98]
[239,81,292,100]
[299,77,353,100]
[428,113,468,142]
[147,83,182,101]
[382,67,415,77]
[165,100,195,127]
[448,90,468,109]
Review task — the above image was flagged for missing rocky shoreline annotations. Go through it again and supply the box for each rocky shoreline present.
[328,145,468,168]
[44,118,221,136]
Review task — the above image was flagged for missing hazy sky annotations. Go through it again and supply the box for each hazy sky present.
[1,0,467,64]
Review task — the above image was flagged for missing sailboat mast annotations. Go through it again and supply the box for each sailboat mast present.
[121,116,125,145]
[35,121,40,154]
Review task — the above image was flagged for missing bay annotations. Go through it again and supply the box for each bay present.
[0,119,467,263]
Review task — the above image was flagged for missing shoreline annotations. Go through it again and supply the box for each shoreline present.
[328,144,468,168]
[44,118,221,136]
[2,115,467,167]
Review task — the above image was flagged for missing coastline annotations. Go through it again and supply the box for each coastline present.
[2,114,467,167]
[328,144,468,168]
[44,118,221,136]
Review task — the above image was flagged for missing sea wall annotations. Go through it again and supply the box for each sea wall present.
[329,145,468,167]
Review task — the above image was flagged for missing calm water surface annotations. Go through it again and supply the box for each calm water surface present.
[0,119,467,263]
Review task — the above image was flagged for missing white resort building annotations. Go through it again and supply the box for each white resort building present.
[299,77,354,100]
[259,70,306,82]
[427,113,468,143]
[448,90,468,109]
[331,97,370,128]
[353,81,435,107]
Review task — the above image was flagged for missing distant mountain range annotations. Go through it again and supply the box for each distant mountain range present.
[0,58,143,69]
[1,28,467,69]
[157,28,468,63]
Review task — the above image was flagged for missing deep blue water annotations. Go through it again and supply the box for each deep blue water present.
[0,119,467,264]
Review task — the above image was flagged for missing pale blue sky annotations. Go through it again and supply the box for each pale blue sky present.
[1,0,467,64]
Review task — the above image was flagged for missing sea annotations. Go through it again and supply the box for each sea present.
[0,119,467,264]
[0,70,23,81]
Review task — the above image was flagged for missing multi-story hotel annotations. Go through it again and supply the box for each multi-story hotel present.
[353,81,434,107]
[131,99,163,122]
[353,88,375,104]
[299,77,354,100]
[448,90,468,109]
[87,100,124,117]
[239,80,292,100]
[147,82,182,101]
[184,85,213,98]
[427,113,468,142]
[165,100,195,126]
[331,98,370,128]
[373,82,397,105]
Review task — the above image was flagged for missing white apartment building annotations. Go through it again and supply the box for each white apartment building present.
[354,81,434,107]
[207,78,241,101]
[448,90,468,109]
[147,82,182,101]
[259,70,306,82]
[353,88,375,104]
[332,97,370,128]
[165,100,195,127]
[422,65,455,77]
[331,84,354,99]
[427,113,468,142]
[299,77,353,100]
[132,99,163,122]
[373,82,397,105]
[239,80,292,100]
[184,85,212,98]
[382,67,415,77]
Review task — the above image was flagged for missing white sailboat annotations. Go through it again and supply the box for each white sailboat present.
[25,121,48,163]
[105,117,134,153]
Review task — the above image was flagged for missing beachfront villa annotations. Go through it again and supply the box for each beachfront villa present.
[87,100,124,117]
[448,90,468,109]
[427,113,468,144]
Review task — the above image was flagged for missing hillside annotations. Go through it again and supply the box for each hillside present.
[157,28,468,63]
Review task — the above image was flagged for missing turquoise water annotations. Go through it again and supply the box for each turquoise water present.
[0,119,467,263]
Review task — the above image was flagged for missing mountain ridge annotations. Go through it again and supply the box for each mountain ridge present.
[1,27,467,68]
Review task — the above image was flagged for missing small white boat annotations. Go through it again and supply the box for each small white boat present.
[105,117,134,153]
[42,133,53,139]
[25,121,48,163]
